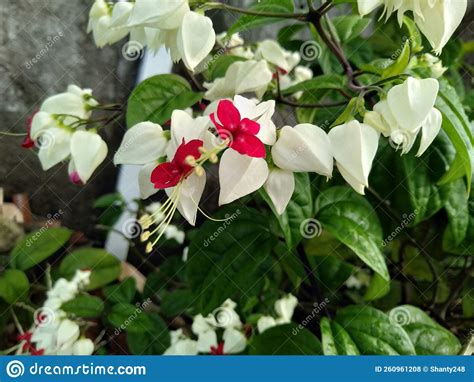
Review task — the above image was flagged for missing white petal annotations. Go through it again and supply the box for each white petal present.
[38,128,72,170]
[271,124,333,176]
[416,108,442,157]
[328,120,379,195]
[264,169,295,215]
[196,330,218,353]
[256,39,290,72]
[164,339,199,355]
[222,328,247,354]
[168,171,206,226]
[274,294,298,322]
[114,122,167,165]
[110,2,134,28]
[72,338,94,355]
[235,60,273,96]
[127,0,189,29]
[218,149,269,205]
[415,0,467,54]
[70,131,108,183]
[167,110,210,158]
[192,314,213,336]
[138,162,159,199]
[57,319,80,348]
[357,0,383,16]
[387,77,439,132]
[363,110,391,137]
[257,316,277,333]
[177,12,216,71]
[31,112,56,140]
[41,92,88,121]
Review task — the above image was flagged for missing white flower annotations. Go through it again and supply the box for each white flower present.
[255,40,300,73]
[328,120,379,195]
[72,338,95,355]
[279,66,313,99]
[257,294,298,333]
[204,60,273,101]
[364,77,441,156]
[263,168,295,215]
[216,32,254,59]
[357,0,467,54]
[127,0,189,30]
[114,121,169,198]
[164,329,199,355]
[88,0,130,47]
[271,123,333,177]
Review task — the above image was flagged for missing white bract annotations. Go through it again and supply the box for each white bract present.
[21,270,95,356]
[357,0,467,54]
[257,294,298,333]
[328,120,380,195]
[364,77,441,156]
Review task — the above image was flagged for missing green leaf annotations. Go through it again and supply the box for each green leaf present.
[0,269,29,304]
[126,74,202,128]
[315,187,389,280]
[108,303,154,333]
[61,294,104,317]
[335,305,416,355]
[104,277,137,304]
[206,55,247,81]
[364,273,391,301]
[274,243,306,289]
[382,41,411,78]
[126,312,169,355]
[320,318,360,355]
[59,248,121,290]
[281,74,345,96]
[186,207,274,314]
[332,15,370,43]
[436,79,474,193]
[227,0,295,35]
[388,305,461,355]
[93,193,124,209]
[160,289,193,317]
[307,253,353,292]
[249,323,323,355]
[441,179,469,249]
[11,227,72,271]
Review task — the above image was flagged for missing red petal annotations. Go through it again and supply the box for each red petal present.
[217,100,241,131]
[150,162,182,189]
[173,139,204,170]
[230,133,266,158]
[239,118,260,135]
[210,112,224,131]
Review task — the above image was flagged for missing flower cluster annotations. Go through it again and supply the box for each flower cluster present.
[88,0,216,71]
[17,270,95,356]
[204,37,313,101]
[358,0,467,54]
[28,85,107,185]
[164,296,299,355]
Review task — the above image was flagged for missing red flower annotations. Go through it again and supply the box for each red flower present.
[21,111,37,149]
[151,139,203,189]
[209,342,225,355]
[210,100,266,158]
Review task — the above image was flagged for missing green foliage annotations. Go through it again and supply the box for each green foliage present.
[10,227,71,270]
[61,294,104,317]
[104,278,137,304]
[249,323,323,355]
[0,269,29,304]
[126,74,202,128]
[59,248,121,290]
